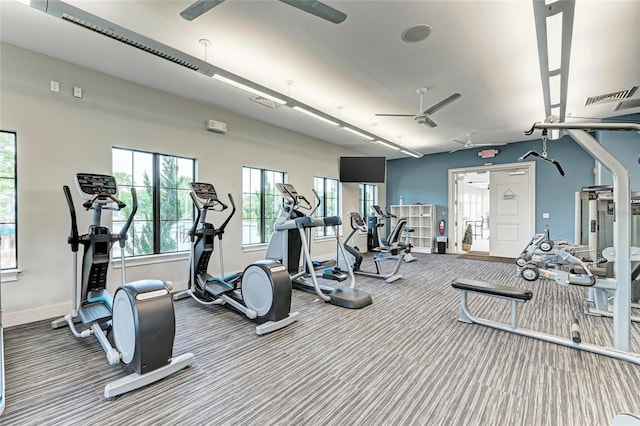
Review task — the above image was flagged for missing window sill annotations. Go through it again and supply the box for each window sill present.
[1,269,22,282]
[242,243,268,253]
[112,252,189,268]
[313,236,337,243]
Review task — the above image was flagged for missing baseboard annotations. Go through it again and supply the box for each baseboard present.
[4,302,70,328]
[4,280,190,328]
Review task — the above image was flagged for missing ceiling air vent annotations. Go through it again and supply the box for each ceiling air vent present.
[585,86,638,106]
[251,96,278,109]
[614,97,640,112]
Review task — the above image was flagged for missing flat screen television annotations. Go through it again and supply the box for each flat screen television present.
[339,156,386,183]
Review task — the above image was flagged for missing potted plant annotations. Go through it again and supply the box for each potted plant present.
[462,223,473,251]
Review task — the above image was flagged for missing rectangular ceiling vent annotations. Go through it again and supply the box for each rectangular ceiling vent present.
[585,86,638,106]
[251,96,278,109]
[613,97,640,112]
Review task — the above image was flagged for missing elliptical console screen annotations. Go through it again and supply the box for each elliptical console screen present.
[277,183,297,202]
[76,173,118,198]
[349,212,366,227]
[190,182,218,202]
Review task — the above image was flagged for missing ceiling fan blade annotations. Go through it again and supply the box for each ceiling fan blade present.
[375,113,414,117]
[180,0,225,21]
[279,0,347,24]
[422,116,438,128]
[423,93,462,115]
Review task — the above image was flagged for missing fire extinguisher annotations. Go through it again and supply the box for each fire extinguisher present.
[438,219,445,235]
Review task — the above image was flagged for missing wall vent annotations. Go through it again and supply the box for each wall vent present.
[585,86,638,106]
[613,97,640,112]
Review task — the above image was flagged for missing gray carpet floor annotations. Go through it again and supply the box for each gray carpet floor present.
[2,253,640,425]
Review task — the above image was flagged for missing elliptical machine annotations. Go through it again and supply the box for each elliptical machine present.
[174,182,299,335]
[51,173,193,399]
[338,211,411,283]
[0,238,4,415]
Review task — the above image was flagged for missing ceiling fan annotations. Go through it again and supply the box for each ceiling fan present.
[375,88,461,128]
[449,133,505,153]
[180,0,347,23]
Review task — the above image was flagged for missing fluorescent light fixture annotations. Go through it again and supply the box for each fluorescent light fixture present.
[213,74,287,105]
[545,12,563,71]
[549,74,561,105]
[401,150,421,158]
[375,140,401,151]
[342,127,375,140]
[292,106,339,126]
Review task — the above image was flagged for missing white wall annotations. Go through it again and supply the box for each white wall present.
[0,43,385,326]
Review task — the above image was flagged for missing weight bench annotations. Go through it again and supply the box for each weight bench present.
[450,277,640,364]
[451,278,532,330]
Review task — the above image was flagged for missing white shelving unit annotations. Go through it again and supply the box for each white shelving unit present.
[389,204,436,253]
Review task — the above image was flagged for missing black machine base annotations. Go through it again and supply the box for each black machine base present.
[293,280,372,309]
[327,287,372,309]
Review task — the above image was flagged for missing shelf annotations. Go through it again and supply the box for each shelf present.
[390,204,436,254]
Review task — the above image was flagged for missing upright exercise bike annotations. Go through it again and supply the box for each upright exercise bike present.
[174,182,299,335]
[51,173,193,399]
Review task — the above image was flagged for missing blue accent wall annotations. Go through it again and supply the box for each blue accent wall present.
[387,136,595,241]
[387,115,640,243]
[597,114,640,188]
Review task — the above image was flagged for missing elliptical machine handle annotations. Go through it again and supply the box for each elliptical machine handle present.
[63,185,80,253]
[118,187,138,242]
[188,192,201,242]
[309,189,321,216]
[218,194,237,233]
[82,193,127,210]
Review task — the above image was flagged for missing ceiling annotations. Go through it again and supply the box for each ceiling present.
[1,0,639,159]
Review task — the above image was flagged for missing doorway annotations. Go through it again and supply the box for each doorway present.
[448,162,536,257]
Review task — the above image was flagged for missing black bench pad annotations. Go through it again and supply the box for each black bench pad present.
[452,278,533,301]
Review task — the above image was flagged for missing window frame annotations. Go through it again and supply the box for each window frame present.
[313,176,341,238]
[242,166,287,246]
[0,130,17,271]
[112,146,196,258]
[359,183,378,220]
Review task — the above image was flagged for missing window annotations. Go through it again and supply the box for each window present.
[242,166,286,245]
[0,130,17,269]
[313,177,340,237]
[359,183,378,220]
[112,147,195,258]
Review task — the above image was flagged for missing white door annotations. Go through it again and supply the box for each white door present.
[489,169,533,257]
